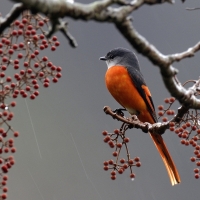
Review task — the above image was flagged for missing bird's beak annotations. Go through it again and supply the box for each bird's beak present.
[99,56,107,61]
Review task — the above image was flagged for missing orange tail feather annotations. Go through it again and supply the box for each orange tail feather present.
[149,132,181,185]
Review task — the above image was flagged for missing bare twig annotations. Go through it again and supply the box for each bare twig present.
[0,3,26,34]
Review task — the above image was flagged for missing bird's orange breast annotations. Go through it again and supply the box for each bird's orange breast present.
[105,66,153,123]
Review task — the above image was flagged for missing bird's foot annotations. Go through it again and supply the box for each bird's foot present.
[112,108,126,117]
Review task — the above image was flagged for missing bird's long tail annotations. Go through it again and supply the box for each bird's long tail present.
[149,132,181,186]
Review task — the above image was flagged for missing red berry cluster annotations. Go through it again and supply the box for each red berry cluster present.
[158,97,200,180]
[0,11,62,199]
[157,97,176,122]
[102,129,141,181]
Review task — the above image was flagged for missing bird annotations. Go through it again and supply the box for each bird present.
[100,47,181,185]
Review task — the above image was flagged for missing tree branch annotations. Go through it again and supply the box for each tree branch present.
[104,104,189,135]
[0,3,26,33]
[4,0,200,110]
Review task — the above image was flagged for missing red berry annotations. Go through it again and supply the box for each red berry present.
[103,161,108,166]
[111,171,116,176]
[197,162,200,166]
[56,66,62,72]
[102,131,108,136]
[164,98,170,103]
[51,46,56,51]
[191,157,196,162]
[130,173,135,179]
[194,168,199,173]
[134,157,140,162]
[30,94,36,100]
[123,164,128,169]
[55,41,60,46]
[42,56,48,62]
[103,166,108,171]
[5,40,10,45]
[40,45,45,50]
[1,38,6,43]
[31,30,36,35]
[124,137,129,143]
[34,91,39,96]
[1,181,7,185]
[195,174,199,179]
[0,72,5,77]
[118,168,124,174]
[18,53,23,59]
[52,78,58,83]
[12,30,18,36]
[18,29,23,35]
[52,36,57,41]
[34,84,39,89]
[1,65,7,71]
[128,160,134,165]
[3,187,8,193]
[56,73,62,78]
[1,193,7,199]
[51,65,56,71]
[10,83,16,88]
[32,79,37,85]
[108,160,114,165]
[158,111,163,116]
[136,162,141,167]
[24,62,29,67]
[40,34,45,39]
[14,131,19,137]
[8,49,14,54]
[20,70,25,75]
[120,158,125,164]
[11,148,16,153]
[3,176,8,181]
[19,42,24,48]
[25,30,31,36]
[22,18,28,24]
[192,126,197,131]
[169,97,175,103]
[27,69,32,74]
[4,148,9,153]
[2,57,8,63]
[25,86,31,91]
[38,21,44,26]
[111,175,116,180]
[47,62,53,67]
[34,63,39,68]
[162,117,168,122]
[117,143,122,148]
[112,151,118,157]
[1,166,8,173]
[43,82,49,88]
[14,20,20,26]
[181,139,186,145]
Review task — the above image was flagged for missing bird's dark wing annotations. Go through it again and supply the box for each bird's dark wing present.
[126,66,157,123]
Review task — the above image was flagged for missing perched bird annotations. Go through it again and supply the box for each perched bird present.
[100,47,181,185]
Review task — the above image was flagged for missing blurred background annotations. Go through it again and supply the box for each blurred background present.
[1,0,200,199]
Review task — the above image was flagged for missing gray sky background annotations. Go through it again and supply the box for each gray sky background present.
[2,0,200,199]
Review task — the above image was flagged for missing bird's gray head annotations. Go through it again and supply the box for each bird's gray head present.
[99,47,140,70]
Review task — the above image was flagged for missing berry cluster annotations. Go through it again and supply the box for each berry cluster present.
[0,11,62,199]
[102,126,141,181]
[157,97,200,179]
